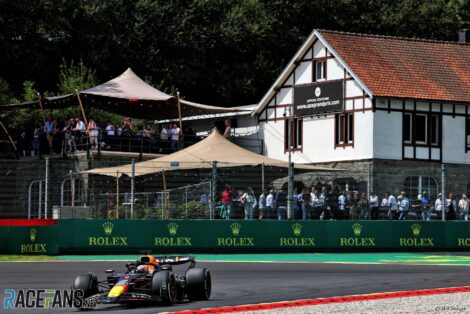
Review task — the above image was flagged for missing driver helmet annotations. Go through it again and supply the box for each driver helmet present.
[136,265,148,273]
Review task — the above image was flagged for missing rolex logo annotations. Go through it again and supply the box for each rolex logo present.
[30,228,37,242]
[168,223,178,236]
[352,223,362,237]
[411,224,421,237]
[230,223,241,236]
[292,223,302,236]
[103,222,114,236]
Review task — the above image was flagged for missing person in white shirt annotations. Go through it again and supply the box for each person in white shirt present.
[388,192,398,220]
[258,189,268,220]
[169,123,180,151]
[265,190,274,219]
[160,125,169,140]
[446,192,457,220]
[74,118,86,148]
[241,187,257,220]
[369,190,379,220]
[106,122,115,136]
[458,193,469,221]
[337,190,348,220]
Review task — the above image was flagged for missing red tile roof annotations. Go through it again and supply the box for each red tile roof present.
[319,30,470,103]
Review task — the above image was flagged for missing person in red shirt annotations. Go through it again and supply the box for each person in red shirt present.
[220,186,233,220]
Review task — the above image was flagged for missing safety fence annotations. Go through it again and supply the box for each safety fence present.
[0,157,469,221]
[1,220,470,254]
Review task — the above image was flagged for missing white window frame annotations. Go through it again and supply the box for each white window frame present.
[403,113,412,144]
[315,60,326,81]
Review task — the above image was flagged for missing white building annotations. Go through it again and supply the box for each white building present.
[253,29,470,197]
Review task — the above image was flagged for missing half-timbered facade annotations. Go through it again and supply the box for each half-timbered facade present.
[253,29,470,196]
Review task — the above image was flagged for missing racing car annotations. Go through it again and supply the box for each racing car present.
[72,254,211,308]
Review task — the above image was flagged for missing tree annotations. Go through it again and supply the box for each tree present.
[57,59,97,94]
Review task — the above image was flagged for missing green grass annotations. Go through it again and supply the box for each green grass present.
[0,255,58,262]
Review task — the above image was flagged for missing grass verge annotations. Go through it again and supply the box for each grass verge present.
[0,255,58,262]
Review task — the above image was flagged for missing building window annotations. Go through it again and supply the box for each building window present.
[284,118,303,151]
[315,60,326,81]
[403,113,412,144]
[335,113,353,146]
[403,113,440,146]
[430,114,439,146]
[466,117,470,150]
[403,176,438,200]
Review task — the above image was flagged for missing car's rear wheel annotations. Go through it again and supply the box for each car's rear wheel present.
[72,273,99,298]
[152,271,177,305]
[186,268,211,301]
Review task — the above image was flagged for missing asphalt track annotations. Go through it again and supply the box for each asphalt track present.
[1,261,469,313]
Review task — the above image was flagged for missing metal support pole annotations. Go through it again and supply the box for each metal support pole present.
[71,172,75,207]
[44,158,49,219]
[38,181,43,219]
[287,108,293,220]
[211,161,218,220]
[116,170,120,219]
[367,162,371,220]
[131,159,135,219]
[441,163,446,221]
[185,187,188,219]
[261,162,265,192]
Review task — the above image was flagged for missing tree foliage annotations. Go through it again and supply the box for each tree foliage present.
[0,0,468,107]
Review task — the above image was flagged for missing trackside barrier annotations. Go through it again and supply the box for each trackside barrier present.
[1,220,470,254]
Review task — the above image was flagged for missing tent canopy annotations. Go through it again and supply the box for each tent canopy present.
[1,68,246,119]
[84,130,339,177]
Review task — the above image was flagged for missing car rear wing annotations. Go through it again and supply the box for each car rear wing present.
[156,255,196,267]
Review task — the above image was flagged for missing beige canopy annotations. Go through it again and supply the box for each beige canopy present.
[84,131,338,177]
[4,68,246,119]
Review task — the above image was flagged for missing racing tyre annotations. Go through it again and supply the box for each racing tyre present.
[186,268,211,301]
[72,273,99,297]
[152,271,177,305]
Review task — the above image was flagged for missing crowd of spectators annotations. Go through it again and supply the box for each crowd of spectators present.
[15,116,198,157]
[216,185,469,221]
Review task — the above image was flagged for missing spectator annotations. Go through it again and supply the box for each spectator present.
[160,124,169,140]
[72,118,85,149]
[369,190,379,220]
[358,192,369,219]
[458,193,469,221]
[63,119,76,154]
[318,187,330,220]
[434,193,444,213]
[169,123,181,151]
[32,122,42,156]
[398,191,409,220]
[220,186,232,220]
[105,122,115,150]
[388,192,398,220]
[258,189,268,220]
[87,116,98,150]
[349,191,361,219]
[381,192,391,219]
[44,116,55,152]
[274,188,287,220]
[301,188,311,220]
[446,192,457,220]
[223,119,231,138]
[241,187,256,220]
[337,189,348,220]
[420,191,432,221]
[265,189,275,219]
[52,123,63,154]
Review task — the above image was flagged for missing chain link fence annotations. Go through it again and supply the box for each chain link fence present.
[0,155,469,221]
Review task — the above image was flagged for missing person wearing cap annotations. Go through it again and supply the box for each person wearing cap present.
[420,191,432,221]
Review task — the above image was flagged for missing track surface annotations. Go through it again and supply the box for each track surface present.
[1,261,469,313]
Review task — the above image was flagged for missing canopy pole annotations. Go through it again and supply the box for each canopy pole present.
[130,159,135,219]
[261,162,265,192]
[0,120,17,151]
[37,93,46,125]
[210,161,218,220]
[76,90,88,125]
[162,169,168,218]
[177,92,183,136]
[116,170,120,219]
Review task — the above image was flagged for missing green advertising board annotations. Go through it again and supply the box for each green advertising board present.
[0,220,469,254]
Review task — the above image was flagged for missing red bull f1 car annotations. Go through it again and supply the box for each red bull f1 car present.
[72,255,211,309]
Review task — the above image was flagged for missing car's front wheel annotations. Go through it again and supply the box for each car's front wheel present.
[186,268,211,301]
[152,271,177,305]
[72,273,99,298]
